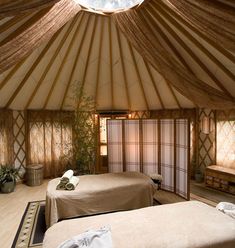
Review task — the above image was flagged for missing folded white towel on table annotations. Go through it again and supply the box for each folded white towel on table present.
[57,226,112,248]
[216,202,235,219]
[149,173,163,182]
[66,176,80,191]
[61,170,74,184]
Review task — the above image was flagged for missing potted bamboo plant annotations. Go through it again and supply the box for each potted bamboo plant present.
[0,165,18,193]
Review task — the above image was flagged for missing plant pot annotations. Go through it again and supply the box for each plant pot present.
[1,181,15,193]
[195,173,203,183]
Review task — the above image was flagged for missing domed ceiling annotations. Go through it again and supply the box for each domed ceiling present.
[0,0,234,111]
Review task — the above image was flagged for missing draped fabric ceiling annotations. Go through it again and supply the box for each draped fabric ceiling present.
[0,0,235,110]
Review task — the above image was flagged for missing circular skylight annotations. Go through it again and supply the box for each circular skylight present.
[75,0,144,13]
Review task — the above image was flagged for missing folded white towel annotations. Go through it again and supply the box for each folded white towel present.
[61,170,74,184]
[57,226,112,248]
[216,202,235,219]
[66,176,80,191]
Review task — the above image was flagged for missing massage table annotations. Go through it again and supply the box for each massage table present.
[45,171,156,227]
[43,201,235,248]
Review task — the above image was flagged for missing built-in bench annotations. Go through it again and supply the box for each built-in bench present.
[205,165,235,195]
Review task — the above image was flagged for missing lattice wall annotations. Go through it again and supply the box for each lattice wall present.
[130,111,150,119]
[216,109,235,169]
[13,111,27,178]
[198,109,216,174]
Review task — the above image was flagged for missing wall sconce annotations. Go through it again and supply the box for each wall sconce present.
[128,113,132,119]
[200,116,214,134]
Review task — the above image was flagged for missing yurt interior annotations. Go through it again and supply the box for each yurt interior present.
[0,0,235,247]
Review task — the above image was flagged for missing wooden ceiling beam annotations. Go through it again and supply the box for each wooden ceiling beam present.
[151,2,235,98]
[77,14,98,107]
[5,26,63,108]
[128,42,149,111]
[94,16,104,110]
[26,14,83,109]
[108,17,114,109]
[115,24,131,110]
[42,15,80,109]
[60,13,91,109]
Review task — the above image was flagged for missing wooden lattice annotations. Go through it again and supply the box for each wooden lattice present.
[12,110,26,178]
[130,111,150,119]
[216,109,235,169]
[198,109,216,172]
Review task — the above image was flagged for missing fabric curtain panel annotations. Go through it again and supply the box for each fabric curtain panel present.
[142,119,159,175]
[27,111,73,178]
[0,109,13,165]
[113,8,235,109]
[107,120,123,173]
[176,119,189,199]
[107,118,189,199]
[0,0,81,74]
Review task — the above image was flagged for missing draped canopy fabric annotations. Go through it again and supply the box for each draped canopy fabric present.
[113,9,235,109]
[0,0,61,16]
[0,0,81,73]
[164,0,235,53]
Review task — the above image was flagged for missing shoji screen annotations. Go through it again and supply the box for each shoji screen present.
[176,119,189,199]
[107,119,190,199]
[142,119,159,175]
[160,119,174,192]
[124,120,140,171]
[107,120,123,172]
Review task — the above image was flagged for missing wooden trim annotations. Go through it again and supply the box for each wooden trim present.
[60,14,91,109]
[122,120,126,172]
[174,119,176,194]
[187,118,191,200]
[139,119,143,173]
[158,118,161,175]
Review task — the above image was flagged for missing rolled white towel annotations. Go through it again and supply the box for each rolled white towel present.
[65,176,80,191]
[61,170,74,184]
[149,173,163,182]
[216,202,235,219]
[56,182,67,190]
[58,226,112,248]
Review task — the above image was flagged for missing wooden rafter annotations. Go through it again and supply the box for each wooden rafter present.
[42,15,79,109]
[60,13,91,109]
[115,24,131,110]
[152,2,235,98]
[128,42,149,111]
[5,26,63,108]
[94,16,104,110]
[26,13,84,109]
[108,17,114,109]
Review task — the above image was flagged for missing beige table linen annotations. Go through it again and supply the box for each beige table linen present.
[45,172,156,227]
[43,201,235,248]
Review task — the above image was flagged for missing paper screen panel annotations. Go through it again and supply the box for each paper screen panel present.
[107,120,123,172]
[124,120,140,171]
[142,119,158,175]
[160,119,174,192]
[176,119,188,198]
